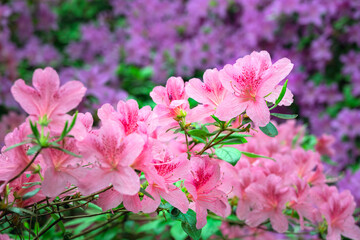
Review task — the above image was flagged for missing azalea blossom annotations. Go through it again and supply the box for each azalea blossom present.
[185,156,231,229]
[11,67,86,130]
[216,51,293,126]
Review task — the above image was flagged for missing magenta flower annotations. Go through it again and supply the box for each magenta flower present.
[77,120,144,196]
[11,67,86,127]
[216,51,293,126]
[185,156,230,229]
[96,189,141,213]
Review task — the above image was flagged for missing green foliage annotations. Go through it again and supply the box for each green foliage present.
[259,122,278,137]
[170,208,202,240]
[215,147,242,166]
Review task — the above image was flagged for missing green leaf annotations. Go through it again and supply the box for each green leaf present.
[171,208,202,240]
[201,218,222,240]
[27,145,41,155]
[29,120,40,140]
[140,187,155,200]
[259,122,278,137]
[7,207,35,216]
[53,147,82,158]
[269,80,288,110]
[67,111,78,134]
[215,147,241,166]
[218,138,248,145]
[3,140,31,152]
[22,188,41,200]
[171,221,188,240]
[51,214,66,233]
[187,129,213,140]
[271,113,298,119]
[239,151,275,161]
[211,115,225,125]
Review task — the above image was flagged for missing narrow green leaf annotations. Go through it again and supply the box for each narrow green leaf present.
[8,207,36,216]
[59,120,69,140]
[3,140,31,152]
[22,188,41,200]
[239,151,275,161]
[269,79,288,110]
[140,187,155,200]
[29,120,40,140]
[215,147,241,166]
[53,147,82,158]
[201,218,222,240]
[271,113,298,119]
[26,145,41,155]
[218,138,248,145]
[259,122,278,137]
[67,111,78,134]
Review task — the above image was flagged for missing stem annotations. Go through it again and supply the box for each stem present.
[196,130,222,155]
[34,218,61,240]
[6,150,42,185]
[69,212,125,239]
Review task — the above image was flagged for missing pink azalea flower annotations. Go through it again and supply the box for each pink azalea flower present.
[185,156,230,229]
[319,189,360,240]
[77,120,144,196]
[41,139,85,197]
[11,67,86,129]
[142,152,189,214]
[0,123,42,184]
[185,68,228,122]
[234,168,265,221]
[216,51,293,126]
[150,76,189,127]
[245,174,291,233]
[98,99,157,136]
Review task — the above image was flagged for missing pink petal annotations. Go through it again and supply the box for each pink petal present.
[270,211,289,233]
[141,185,161,213]
[219,64,240,93]
[123,194,142,213]
[96,189,123,211]
[42,167,75,197]
[11,80,41,115]
[159,184,189,214]
[215,94,248,121]
[32,67,60,107]
[97,103,116,122]
[120,133,145,166]
[112,166,140,195]
[186,78,213,105]
[246,211,269,228]
[195,202,208,229]
[150,86,167,105]
[55,80,86,115]
[245,98,270,127]
[258,58,294,96]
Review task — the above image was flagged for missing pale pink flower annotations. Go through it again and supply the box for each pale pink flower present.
[11,67,86,130]
[98,99,157,136]
[319,188,360,240]
[77,120,144,196]
[0,123,42,184]
[150,77,189,127]
[185,156,230,229]
[245,174,291,233]
[185,68,228,122]
[216,51,293,126]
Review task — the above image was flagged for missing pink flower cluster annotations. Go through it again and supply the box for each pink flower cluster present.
[0,51,359,240]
